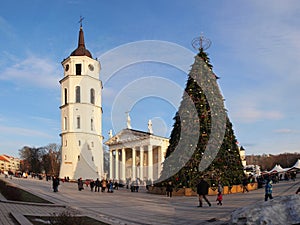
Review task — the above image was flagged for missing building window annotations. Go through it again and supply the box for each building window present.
[91,142,94,147]
[76,64,82,75]
[92,156,94,161]
[78,140,81,146]
[78,155,80,161]
[77,116,80,129]
[91,118,94,131]
[64,117,67,130]
[65,140,67,146]
[90,89,95,104]
[64,88,68,105]
[64,155,67,160]
[75,86,81,103]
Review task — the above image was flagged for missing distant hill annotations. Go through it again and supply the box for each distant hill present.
[246,152,300,171]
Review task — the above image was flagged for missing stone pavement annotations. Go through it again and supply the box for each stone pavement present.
[0,175,299,225]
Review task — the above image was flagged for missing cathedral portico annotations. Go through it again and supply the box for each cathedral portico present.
[105,123,169,184]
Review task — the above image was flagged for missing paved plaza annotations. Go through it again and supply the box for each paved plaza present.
[0,175,299,225]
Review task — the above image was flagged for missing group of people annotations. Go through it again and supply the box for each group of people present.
[164,177,223,207]
[51,174,299,206]
[78,178,115,193]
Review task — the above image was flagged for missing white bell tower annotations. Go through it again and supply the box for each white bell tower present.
[59,23,104,180]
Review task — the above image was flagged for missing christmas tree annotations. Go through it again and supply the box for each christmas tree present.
[157,39,244,189]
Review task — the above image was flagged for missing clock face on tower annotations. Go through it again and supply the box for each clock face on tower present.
[88,64,94,71]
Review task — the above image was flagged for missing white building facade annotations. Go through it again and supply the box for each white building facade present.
[59,25,104,180]
[105,118,169,184]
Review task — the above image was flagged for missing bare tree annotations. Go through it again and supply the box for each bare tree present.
[19,144,61,175]
[42,143,61,176]
[19,146,45,173]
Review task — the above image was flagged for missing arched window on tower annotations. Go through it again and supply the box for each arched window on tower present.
[90,88,95,104]
[91,118,94,131]
[64,117,67,130]
[76,86,81,103]
[77,116,80,129]
[64,88,68,105]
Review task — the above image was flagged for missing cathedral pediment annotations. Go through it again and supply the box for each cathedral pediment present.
[105,128,151,145]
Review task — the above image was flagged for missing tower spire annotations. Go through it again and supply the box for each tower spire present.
[70,16,92,58]
[78,24,86,48]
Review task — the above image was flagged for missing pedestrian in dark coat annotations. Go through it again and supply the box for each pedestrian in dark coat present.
[242,176,249,193]
[166,181,174,197]
[52,176,59,192]
[90,180,95,192]
[196,177,211,207]
[95,178,100,192]
[78,177,84,191]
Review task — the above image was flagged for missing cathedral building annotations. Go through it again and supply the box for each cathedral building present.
[105,114,169,184]
[59,24,104,180]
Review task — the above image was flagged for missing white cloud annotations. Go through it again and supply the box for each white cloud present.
[0,55,60,89]
[0,125,52,138]
[273,129,298,134]
[30,116,59,128]
[98,40,194,84]
[230,98,284,123]
[233,107,283,123]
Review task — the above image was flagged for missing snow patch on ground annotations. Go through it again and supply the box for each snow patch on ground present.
[230,195,300,225]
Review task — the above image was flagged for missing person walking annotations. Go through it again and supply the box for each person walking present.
[216,192,223,205]
[216,180,223,205]
[78,177,84,191]
[166,181,174,197]
[90,180,95,191]
[242,176,249,193]
[196,177,211,207]
[95,178,100,192]
[52,176,59,192]
[108,180,114,193]
[101,178,107,192]
[265,179,273,201]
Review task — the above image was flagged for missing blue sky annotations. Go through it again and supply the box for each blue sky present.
[1,0,300,157]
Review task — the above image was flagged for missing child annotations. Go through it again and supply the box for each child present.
[265,179,273,201]
[216,192,223,205]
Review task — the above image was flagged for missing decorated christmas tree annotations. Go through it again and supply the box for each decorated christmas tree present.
[157,36,244,189]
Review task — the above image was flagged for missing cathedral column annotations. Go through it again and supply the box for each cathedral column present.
[115,149,119,180]
[122,148,126,181]
[109,150,113,179]
[148,145,153,182]
[140,146,144,182]
[158,146,163,178]
[132,147,136,180]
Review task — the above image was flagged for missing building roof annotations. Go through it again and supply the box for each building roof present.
[0,155,10,162]
[70,25,92,58]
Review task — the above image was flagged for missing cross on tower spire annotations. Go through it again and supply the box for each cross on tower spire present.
[78,16,84,27]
